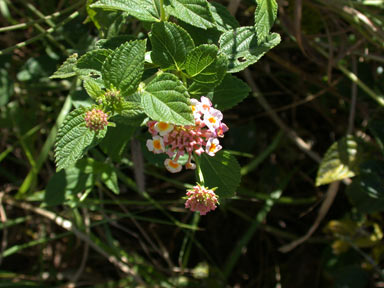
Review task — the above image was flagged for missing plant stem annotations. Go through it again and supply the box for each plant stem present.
[194,155,205,185]
[0,1,82,33]
[0,10,79,55]
[159,0,166,21]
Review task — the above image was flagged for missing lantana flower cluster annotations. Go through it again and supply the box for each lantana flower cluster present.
[84,108,108,131]
[184,184,219,215]
[146,96,228,173]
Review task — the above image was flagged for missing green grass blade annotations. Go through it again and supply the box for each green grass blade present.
[17,94,72,197]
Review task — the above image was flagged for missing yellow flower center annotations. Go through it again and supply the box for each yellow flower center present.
[153,140,162,150]
[169,160,179,169]
[158,122,169,131]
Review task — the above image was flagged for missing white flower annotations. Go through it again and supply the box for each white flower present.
[154,122,174,136]
[185,161,196,170]
[146,136,165,154]
[203,108,223,132]
[164,158,182,173]
[200,96,212,112]
[205,138,222,156]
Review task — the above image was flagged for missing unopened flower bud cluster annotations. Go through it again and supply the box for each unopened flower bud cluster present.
[84,108,108,131]
[146,96,228,173]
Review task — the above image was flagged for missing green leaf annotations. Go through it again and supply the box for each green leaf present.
[100,124,137,162]
[95,35,136,50]
[358,160,384,199]
[346,161,384,213]
[315,135,364,186]
[200,150,241,198]
[102,40,146,96]
[188,82,214,97]
[219,26,281,73]
[254,0,278,42]
[101,166,119,194]
[70,89,95,109]
[209,2,239,32]
[83,78,105,101]
[91,0,160,22]
[44,167,94,206]
[50,53,78,79]
[86,0,125,38]
[150,22,195,70]
[211,74,250,110]
[45,157,121,206]
[112,101,145,126]
[167,0,215,30]
[77,158,120,194]
[54,107,107,171]
[178,22,222,46]
[141,73,194,125]
[185,44,227,85]
[76,49,112,78]
[44,170,67,206]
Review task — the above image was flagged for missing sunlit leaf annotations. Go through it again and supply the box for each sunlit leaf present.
[102,40,146,96]
[141,73,194,125]
[55,107,106,171]
[254,0,278,42]
[150,21,195,70]
[50,53,78,79]
[315,135,364,186]
[167,0,215,29]
[219,27,280,73]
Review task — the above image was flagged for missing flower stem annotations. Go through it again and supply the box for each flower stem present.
[159,0,166,21]
[194,155,205,186]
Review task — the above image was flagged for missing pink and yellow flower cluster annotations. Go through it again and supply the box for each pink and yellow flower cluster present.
[84,108,108,131]
[146,96,228,173]
[184,184,219,215]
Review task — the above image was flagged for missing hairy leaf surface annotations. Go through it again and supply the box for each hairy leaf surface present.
[102,40,146,96]
[150,22,195,70]
[254,0,278,41]
[83,78,104,100]
[112,101,145,126]
[167,0,215,29]
[55,107,106,171]
[209,2,239,32]
[50,53,78,79]
[76,49,112,78]
[185,44,227,85]
[91,0,160,22]
[219,26,280,73]
[141,73,194,125]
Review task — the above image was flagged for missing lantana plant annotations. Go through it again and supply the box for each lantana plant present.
[51,0,280,214]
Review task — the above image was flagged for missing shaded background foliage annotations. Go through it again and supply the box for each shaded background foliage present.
[1,0,384,287]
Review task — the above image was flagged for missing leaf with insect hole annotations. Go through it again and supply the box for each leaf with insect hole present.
[219,26,280,73]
